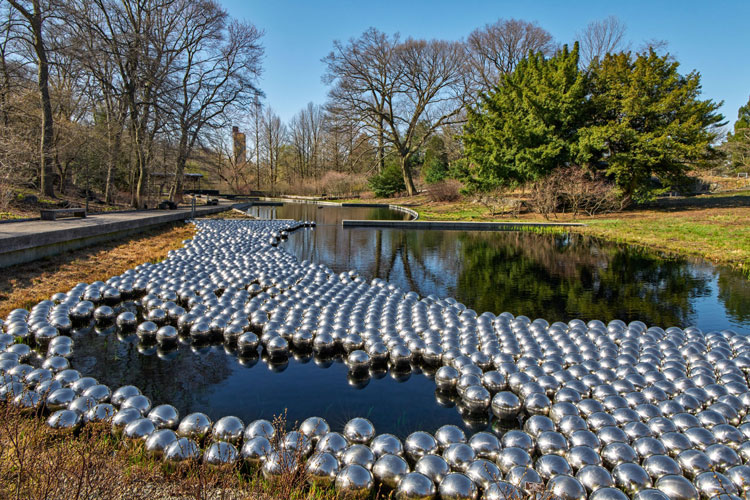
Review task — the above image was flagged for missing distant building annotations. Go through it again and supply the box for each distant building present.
[232,126,246,165]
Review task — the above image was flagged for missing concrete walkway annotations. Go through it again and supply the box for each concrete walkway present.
[0,202,247,267]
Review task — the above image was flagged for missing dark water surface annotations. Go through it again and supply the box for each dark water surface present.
[73,203,750,436]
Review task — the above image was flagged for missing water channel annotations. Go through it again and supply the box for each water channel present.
[71,202,750,436]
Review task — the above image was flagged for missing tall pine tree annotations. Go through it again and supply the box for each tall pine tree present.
[579,49,725,201]
[463,43,589,189]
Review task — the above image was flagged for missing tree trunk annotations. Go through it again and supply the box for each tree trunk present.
[400,156,416,196]
[23,0,55,197]
[170,131,189,203]
[377,118,385,173]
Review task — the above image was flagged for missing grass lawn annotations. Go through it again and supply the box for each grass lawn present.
[333,190,750,275]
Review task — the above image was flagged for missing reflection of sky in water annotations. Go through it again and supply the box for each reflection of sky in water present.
[73,332,488,437]
[73,204,750,437]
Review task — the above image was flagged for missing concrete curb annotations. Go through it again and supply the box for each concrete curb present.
[341,220,585,231]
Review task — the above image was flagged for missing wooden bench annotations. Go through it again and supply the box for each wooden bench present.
[40,208,86,221]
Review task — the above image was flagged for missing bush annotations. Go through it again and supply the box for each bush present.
[528,166,624,219]
[426,180,462,202]
[368,163,406,198]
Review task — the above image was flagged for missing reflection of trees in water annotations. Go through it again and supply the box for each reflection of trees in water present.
[454,232,713,327]
[71,335,232,416]
[717,272,750,325]
[286,226,749,330]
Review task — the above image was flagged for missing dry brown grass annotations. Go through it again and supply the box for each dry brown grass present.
[0,222,195,318]
[0,401,343,500]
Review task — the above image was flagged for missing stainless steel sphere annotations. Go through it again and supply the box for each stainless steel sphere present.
[121,394,151,415]
[111,385,141,406]
[468,432,501,461]
[204,441,240,467]
[632,489,671,500]
[654,474,699,500]
[725,465,750,495]
[435,425,467,451]
[676,450,712,479]
[465,458,502,489]
[395,472,436,500]
[156,326,178,345]
[316,432,350,458]
[373,453,410,489]
[642,455,682,481]
[341,444,375,470]
[46,387,76,411]
[240,436,273,465]
[535,454,573,481]
[612,462,653,496]
[505,465,543,492]
[483,481,521,500]
[244,419,275,441]
[82,384,111,403]
[705,443,741,470]
[46,409,82,432]
[576,464,615,492]
[462,385,491,413]
[212,416,244,444]
[111,407,142,433]
[491,391,522,419]
[123,417,156,440]
[496,447,532,475]
[177,412,212,439]
[148,404,179,429]
[545,475,587,500]
[84,403,116,423]
[437,472,478,500]
[435,366,460,391]
[371,433,404,458]
[443,443,476,472]
[589,487,629,500]
[414,454,451,484]
[300,416,330,442]
[306,451,340,487]
[693,471,738,498]
[164,437,201,463]
[145,429,178,458]
[405,432,439,462]
[335,464,374,497]
[566,445,603,471]
[344,417,376,445]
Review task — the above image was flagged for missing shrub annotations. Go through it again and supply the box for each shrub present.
[528,166,624,219]
[368,163,406,198]
[426,180,462,202]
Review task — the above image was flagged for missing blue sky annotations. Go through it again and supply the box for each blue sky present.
[222,0,749,129]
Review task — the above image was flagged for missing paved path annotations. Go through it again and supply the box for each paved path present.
[0,201,247,266]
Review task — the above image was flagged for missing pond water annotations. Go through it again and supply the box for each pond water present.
[70,203,750,437]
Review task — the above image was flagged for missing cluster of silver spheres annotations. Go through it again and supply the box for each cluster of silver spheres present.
[2,218,750,500]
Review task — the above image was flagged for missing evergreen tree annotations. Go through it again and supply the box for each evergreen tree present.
[462,43,589,188]
[724,95,750,171]
[579,49,725,201]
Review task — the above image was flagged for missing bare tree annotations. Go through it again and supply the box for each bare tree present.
[6,0,58,196]
[466,18,554,97]
[165,1,263,202]
[289,102,324,181]
[324,29,467,195]
[577,15,628,68]
[261,106,284,194]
